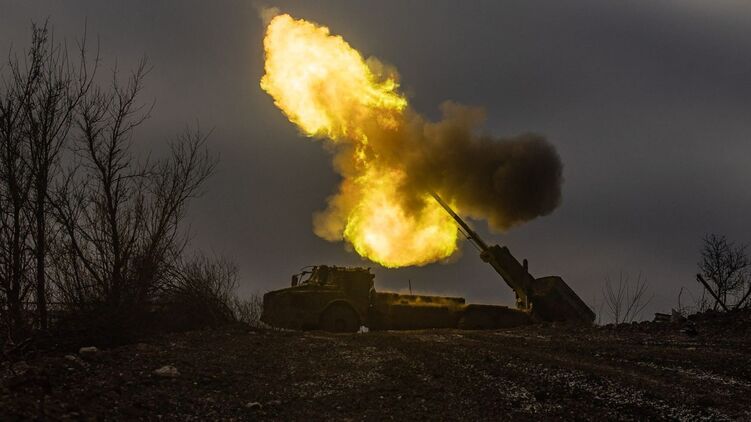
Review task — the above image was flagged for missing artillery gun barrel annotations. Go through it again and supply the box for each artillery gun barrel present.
[429,192,595,324]
[429,192,489,251]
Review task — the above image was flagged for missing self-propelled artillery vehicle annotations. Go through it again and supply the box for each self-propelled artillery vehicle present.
[261,194,594,332]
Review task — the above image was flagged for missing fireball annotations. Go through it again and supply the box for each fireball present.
[260,13,458,267]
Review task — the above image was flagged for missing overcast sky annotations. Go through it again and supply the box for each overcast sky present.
[2,1,750,319]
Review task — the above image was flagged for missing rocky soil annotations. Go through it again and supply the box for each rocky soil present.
[2,310,750,421]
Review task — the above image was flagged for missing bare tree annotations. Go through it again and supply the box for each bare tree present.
[0,74,34,340]
[49,59,216,319]
[0,21,98,340]
[24,22,97,330]
[0,25,43,342]
[602,271,652,324]
[697,234,750,310]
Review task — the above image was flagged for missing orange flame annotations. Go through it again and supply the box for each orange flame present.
[260,14,458,267]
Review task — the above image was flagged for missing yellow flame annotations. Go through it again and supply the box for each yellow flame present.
[345,168,458,267]
[260,13,458,267]
[260,14,406,141]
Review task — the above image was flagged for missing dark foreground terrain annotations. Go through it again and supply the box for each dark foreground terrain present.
[2,310,751,421]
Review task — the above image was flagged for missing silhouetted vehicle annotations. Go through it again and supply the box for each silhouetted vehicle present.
[262,194,594,332]
[261,265,530,332]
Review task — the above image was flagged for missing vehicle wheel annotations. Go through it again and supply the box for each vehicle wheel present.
[319,303,360,333]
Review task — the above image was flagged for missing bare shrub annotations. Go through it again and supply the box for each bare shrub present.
[157,255,238,331]
[601,271,652,324]
[587,292,606,325]
[232,293,265,328]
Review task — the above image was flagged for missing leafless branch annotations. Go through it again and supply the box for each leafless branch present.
[602,271,653,324]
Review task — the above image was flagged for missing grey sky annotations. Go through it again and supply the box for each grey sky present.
[1,1,750,319]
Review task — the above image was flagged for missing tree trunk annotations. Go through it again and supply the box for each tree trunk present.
[35,184,47,330]
[7,282,22,341]
[10,208,24,340]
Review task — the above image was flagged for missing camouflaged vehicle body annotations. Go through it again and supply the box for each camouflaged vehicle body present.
[261,265,531,332]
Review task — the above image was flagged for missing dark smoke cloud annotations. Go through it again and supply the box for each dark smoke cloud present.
[369,101,564,231]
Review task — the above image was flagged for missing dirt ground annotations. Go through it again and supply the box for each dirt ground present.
[2,310,750,421]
